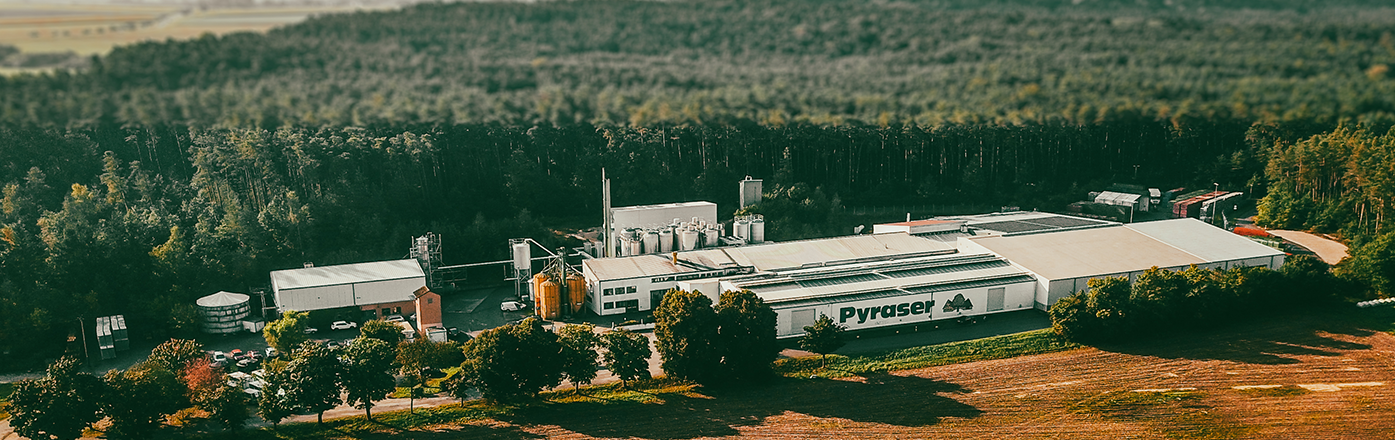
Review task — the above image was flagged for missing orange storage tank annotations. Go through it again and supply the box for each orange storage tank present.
[539,278,561,320]
[566,274,586,313]
[532,273,550,310]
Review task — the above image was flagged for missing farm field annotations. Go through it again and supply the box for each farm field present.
[0,2,400,57]
[407,311,1395,440]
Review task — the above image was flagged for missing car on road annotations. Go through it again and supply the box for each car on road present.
[330,320,358,330]
[500,301,528,312]
[303,327,319,334]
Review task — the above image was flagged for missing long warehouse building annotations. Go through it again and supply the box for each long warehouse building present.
[582,212,1286,338]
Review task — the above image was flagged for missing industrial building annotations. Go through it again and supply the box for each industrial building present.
[958,217,1285,308]
[271,259,434,322]
[579,210,1286,338]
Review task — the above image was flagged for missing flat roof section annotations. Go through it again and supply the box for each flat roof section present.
[271,259,425,291]
[968,226,1205,280]
[611,201,716,213]
[724,233,955,272]
[584,254,696,280]
[880,220,961,227]
[934,212,1117,236]
[1126,218,1285,262]
[734,253,1028,304]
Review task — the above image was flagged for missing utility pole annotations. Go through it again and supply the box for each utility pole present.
[76,316,89,359]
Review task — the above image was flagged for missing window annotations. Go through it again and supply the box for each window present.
[627,286,637,294]
[604,302,615,310]
[427,298,434,304]
[603,288,615,296]
[616,299,639,310]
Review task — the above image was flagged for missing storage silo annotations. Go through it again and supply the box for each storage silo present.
[197,291,251,334]
[681,228,699,251]
[539,277,561,320]
[704,227,720,247]
[532,273,550,309]
[659,228,674,252]
[643,230,660,255]
[566,274,586,313]
[750,216,765,243]
[734,219,750,241]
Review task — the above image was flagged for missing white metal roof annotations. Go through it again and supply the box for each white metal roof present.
[1095,191,1141,206]
[271,259,425,291]
[721,233,954,272]
[584,255,697,280]
[611,201,716,213]
[196,291,249,307]
[1126,218,1284,262]
[967,225,1204,280]
[732,253,1029,304]
[967,219,1284,281]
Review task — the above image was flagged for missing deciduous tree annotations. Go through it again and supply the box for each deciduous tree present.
[100,362,186,439]
[799,314,845,369]
[653,289,720,384]
[283,341,343,424]
[600,329,652,387]
[8,357,103,440]
[341,337,397,419]
[556,324,601,391]
[715,289,780,383]
[263,311,310,353]
[457,317,561,401]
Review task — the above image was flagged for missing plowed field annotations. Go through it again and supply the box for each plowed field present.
[406,312,1395,439]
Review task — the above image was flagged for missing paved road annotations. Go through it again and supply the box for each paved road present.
[1269,230,1350,265]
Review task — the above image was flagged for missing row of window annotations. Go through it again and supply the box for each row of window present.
[603,299,639,310]
[603,286,638,296]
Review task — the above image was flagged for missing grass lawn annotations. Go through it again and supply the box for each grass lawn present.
[774,328,1081,378]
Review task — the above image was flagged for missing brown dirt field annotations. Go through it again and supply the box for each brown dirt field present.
[406,313,1395,439]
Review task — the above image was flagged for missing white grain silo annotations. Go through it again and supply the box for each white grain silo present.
[659,228,674,253]
[734,218,750,241]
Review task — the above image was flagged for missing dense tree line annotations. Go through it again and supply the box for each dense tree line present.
[4,0,1395,127]
[1048,256,1344,342]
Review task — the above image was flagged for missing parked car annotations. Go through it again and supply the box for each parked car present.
[330,320,357,330]
[230,349,247,361]
[385,315,406,323]
[210,351,227,363]
[303,327,319,334]
[237,358,259,369]
[325,340,341,350]
[265,347,279,359]
[508,314,542,326]
[446,327,472,343]
[500,301,528,312]
[247,350,264,361]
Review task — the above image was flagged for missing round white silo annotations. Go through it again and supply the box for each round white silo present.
[681,228,699,251]
[197,291,251,334]
[750,217,765,243]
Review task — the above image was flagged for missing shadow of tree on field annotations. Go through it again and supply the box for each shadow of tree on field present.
[1093,311,1375,365]
[510,372,980,439]
[354,421,545,440]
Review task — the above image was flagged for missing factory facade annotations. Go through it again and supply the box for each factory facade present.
[271,259,436,322]
[581,211,1285,337]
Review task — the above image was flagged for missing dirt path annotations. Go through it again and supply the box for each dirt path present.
[1269,230,1350,264]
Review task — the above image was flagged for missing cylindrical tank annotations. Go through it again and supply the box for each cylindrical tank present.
[659,229,674,252]
[681,229,699,251]
[643,231,660,255]
[750,217,765,243]
[532,273,550,309]
[196,291,250,334]
[734,219,750,241]
[539,278,561,320]
[704,228,720,247]
[566,274,586,313]
[629,238,643,256]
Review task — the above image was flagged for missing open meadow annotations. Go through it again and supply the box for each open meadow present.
[177,308,1395,440]
[0,1,402,59]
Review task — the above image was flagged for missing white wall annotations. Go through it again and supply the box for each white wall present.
[277,284,354,311]
[772,280,1035,338]
[353,277,425,306]
[611,203,718,231]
